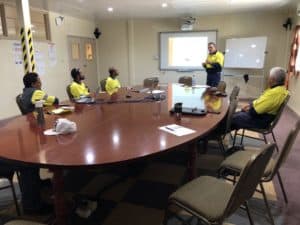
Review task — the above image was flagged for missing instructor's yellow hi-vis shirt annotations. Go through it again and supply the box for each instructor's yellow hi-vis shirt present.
[31,90,56,106]
[70,81,90,99]
[204,51,224,69]
[105,77,121,95]
[253,86,289,115]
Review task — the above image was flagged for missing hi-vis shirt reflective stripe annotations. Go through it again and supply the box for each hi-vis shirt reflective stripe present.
[205,51,224,69]
[31,90,56,106]
[253,86,289,115]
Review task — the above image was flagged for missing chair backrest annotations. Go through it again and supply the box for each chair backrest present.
[267,94,290,131]
[229,86,240,101]
[66,84,74,101]
[265,120,300,181]
[143,77,159,88]
[224,99,238,134]
[224,143,275,218]
[100,78,107,91]
[178,76,192,86]
[15,94,27,115]
[217,81,226,94]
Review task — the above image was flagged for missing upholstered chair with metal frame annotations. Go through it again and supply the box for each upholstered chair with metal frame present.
[235,95,290,152]
[163,143,275,225]
[143,77,159,88]
[178,76,192,86]
[219,120,300,225]
[229,86,240,102]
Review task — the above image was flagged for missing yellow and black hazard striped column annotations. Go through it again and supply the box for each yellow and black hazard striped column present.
[20,27,35,73]
[20,27,29,73]
[27,28,35,72]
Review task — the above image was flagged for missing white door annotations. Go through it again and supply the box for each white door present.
[68,36,98,91]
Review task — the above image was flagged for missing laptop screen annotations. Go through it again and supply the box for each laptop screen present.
[171,84,206,110]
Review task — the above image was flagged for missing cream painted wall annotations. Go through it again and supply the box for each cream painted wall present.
[97,11,289,89]
[0,11,97,119]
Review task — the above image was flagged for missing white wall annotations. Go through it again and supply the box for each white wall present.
[0,11,97,119]
[97,11,289,88]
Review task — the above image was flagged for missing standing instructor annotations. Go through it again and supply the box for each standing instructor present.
[202,42,224,87]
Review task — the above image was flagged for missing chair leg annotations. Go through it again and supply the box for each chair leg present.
[277,172,288,204]
[271,131,279,152]
[8,179,21,216]
[163,207,170,225]
[218,137,226,156]
[262,134,268,144]
[240,129,245,145]
[244,201,255,225]
[232,130,237,147]
[259,182,275,225]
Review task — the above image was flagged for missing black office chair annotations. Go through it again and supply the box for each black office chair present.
[100,78,107,92]
[16,94,27,115]
[66,84,74,102]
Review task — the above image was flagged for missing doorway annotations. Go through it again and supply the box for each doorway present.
[68,36,98,91]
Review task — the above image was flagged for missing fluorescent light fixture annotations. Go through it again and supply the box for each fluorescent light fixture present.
[107,7,114,12]
[251,44,256,48]
[162,3,168,8]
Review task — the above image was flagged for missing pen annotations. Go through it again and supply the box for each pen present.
[165,126,175,131]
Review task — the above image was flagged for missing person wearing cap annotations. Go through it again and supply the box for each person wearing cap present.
[105,67,121,95]
[202,42,224,87]
[21,72,59,114]
[70,68,90,99]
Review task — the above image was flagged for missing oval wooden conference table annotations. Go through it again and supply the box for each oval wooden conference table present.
[0,84,228,225]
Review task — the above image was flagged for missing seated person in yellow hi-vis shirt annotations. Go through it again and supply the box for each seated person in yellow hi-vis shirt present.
[70,68,90,99]
[105,67,121,95]
[202,42,224,87]
[231,67,289,130]
[21,72,59,114]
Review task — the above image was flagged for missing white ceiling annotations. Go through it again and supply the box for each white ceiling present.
[26,0,298,20]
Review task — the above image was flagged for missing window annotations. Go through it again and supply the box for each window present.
[288,25,300,77]
[85,43,93,60]
[30,9,50,41]
[72,43,80,60]
[0,3,51,41]
[0,4,4,36]
[4,4,18,37]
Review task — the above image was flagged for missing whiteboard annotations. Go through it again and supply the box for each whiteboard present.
[224,36,267,69]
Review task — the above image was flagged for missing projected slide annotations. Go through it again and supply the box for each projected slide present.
[168,37,208,67]
[160,31,217,71]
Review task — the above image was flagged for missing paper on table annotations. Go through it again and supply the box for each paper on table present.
[147,90,165,94]
[159,124,196,136]
[192,85,210,88]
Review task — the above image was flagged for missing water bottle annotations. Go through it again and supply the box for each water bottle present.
[35,100,45,125]
[192,75,196,86]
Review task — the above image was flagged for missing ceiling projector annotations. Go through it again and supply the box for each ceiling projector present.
[180,16,196,31]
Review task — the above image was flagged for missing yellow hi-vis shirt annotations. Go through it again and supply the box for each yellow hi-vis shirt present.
[253,86,289,115]
[70,81,90,99]
[204,51,224,69]
[31,90,56,106]
[105,77,121,95]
